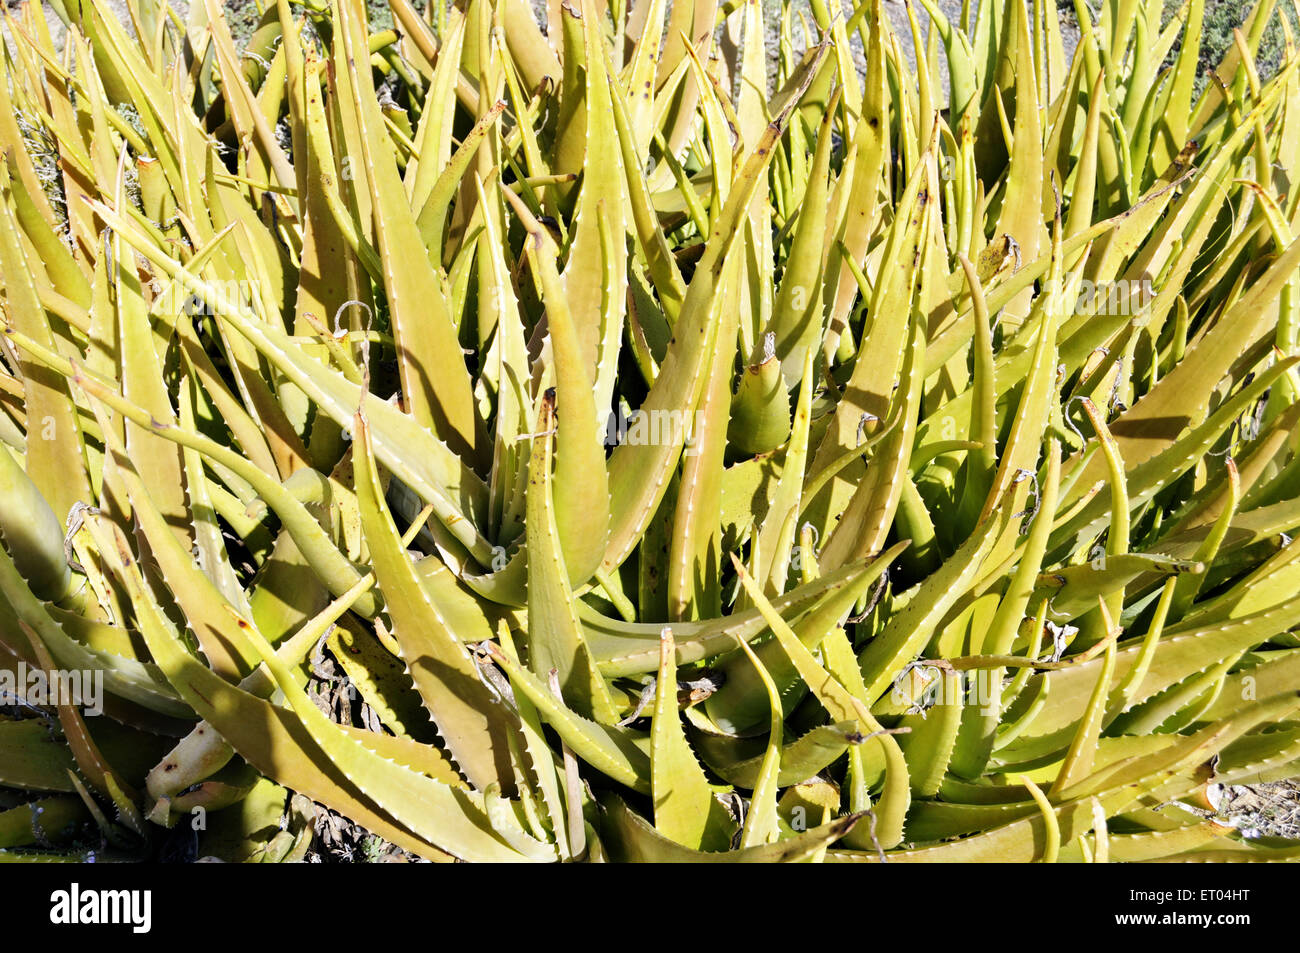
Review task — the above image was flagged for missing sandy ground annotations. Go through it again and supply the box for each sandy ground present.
[1211,779,1300,840]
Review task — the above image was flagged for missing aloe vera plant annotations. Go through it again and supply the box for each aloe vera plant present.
[0,0,1298,862]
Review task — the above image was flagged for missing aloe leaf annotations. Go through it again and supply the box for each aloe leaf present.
[667,268,738,621]
[728,333,791,458]
[602,45,827,574]
[607,50,687,320]
[693,721,865,789]
[649,629,733,850]
[0,167,93,524]
[602,793,861,862]
[897,669,965,797]
[767,104,834,387]
[810,159,930,547]
[0,543,189,717]
[0,797,88,849]
[857,502,1010,705]
[1103,241,1300,469]
[495,625,570,856]
[587,552,889,677]
[353,410,520,791]
[331,0,483,461]
[999,597,1300,766]
[94,509,550,862]
[1035,554,1204,623]
[986,0,1047,327]
[733,629,783,848]
[823,6,888,359]
[733,557,910,848]
[560,0,629,420]
[184,298,495,560]
[89,397,262,678]
[753,348,816,597]
[1050,357,1300,558]
[820,274,929,569]
[523,393,619,723]
[0,720,78,792]
[0,442,71,604]
[705,541,904,735]
[501,187,610,586]
[416,101,507,258]
[11,340,381,619]
[485,642,652,793]
[21,623,142,831]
